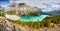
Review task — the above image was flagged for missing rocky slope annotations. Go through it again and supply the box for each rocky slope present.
[0,17,24,31]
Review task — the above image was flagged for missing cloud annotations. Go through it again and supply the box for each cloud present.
[9,0,60,8]
[51,5,60,8]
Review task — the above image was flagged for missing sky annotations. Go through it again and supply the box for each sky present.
[0,0,60,12]
[0,0,9,7]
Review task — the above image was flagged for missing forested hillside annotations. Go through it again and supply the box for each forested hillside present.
[8,15,60,29]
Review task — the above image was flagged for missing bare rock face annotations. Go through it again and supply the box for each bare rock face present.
[0,17,22,31]
[5,3,39,15]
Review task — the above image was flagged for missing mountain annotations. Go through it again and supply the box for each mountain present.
[0,6,2,10]
[0,6,5,11]
[34,7,42,13]
[0,6,1,8]
[43,10,60,15]
[40,5,60,15]
[5,3,42,15]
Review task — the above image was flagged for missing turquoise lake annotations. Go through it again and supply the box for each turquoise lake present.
[19,15,49,22]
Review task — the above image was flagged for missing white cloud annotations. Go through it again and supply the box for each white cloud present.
[9,0,60,8]
[51,5,60,8]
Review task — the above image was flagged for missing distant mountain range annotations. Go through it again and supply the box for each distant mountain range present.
[42,10,60,15]
[37,8,60,16]
[39,3,60,15]
[0,6,5,11]
[0,6,1,8]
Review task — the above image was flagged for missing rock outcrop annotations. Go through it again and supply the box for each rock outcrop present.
[0,17,22,31]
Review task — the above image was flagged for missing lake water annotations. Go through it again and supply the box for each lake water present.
[19,15,49,22]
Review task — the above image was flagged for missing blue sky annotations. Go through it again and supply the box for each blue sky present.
[0,0,9,7]
[0,0,60,12]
